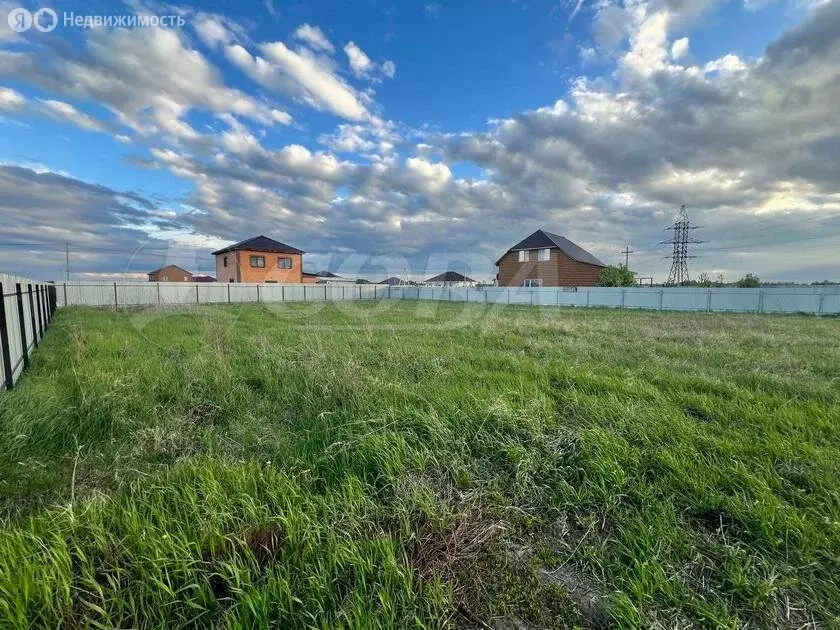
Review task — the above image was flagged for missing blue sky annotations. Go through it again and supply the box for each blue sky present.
[1,0,838,282]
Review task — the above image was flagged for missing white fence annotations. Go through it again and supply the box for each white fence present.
[53,281,840,315]
[0,273,56,390]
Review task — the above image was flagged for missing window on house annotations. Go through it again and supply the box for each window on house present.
[162,275,168,281]
[518,250,530,262]
[278,257,292,269]
[223,256,228,267]
[538,248,551,261]
[523,279,543,288]
[250,255,265,268]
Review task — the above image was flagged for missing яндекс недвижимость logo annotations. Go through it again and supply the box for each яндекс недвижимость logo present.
[7,7,57,33]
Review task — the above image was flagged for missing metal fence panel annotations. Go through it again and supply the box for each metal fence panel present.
[42,280,840,315]
[0,274,55,390]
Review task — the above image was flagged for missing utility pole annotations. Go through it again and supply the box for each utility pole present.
[660,205,703,285]
[621,245,635,269]
[65,242,70,281]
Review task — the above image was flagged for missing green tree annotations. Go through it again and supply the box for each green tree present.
[597,265,636,287]
[736,273,761,288]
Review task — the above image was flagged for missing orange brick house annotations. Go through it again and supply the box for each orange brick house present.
[212,235,316,284]
[495,229,606,287]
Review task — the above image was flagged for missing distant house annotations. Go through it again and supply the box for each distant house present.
[148,265,192,282]
[380,276,416,286]
[313,271,356,285]
[496,230,606,287]
[212,235,316,284]
[424,271,477,287]
[191,274,216,283]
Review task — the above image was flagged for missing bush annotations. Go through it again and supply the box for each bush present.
[597,265,636,287]
[736,273,761,288]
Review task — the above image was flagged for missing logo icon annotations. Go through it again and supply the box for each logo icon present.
[33,7,57,32]
[7,7,32,32]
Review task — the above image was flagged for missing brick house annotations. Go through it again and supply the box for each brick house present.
[212,235,316,284]
[148,264,192,282]
[496,230,606,287]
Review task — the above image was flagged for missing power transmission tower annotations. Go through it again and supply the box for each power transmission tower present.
[660,205,702,285]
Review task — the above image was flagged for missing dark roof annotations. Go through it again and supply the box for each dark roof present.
[191,275,216,282]
[212,235,305,256]
[302,271,319,278]
[425,271,476,283]
[380,276,414,285]
[148,264,192,276]
[496,229,606,267]
[315,270,343,278]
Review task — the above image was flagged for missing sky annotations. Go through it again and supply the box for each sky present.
[0,0,838,283]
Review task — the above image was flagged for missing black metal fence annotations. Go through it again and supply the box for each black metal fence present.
[0,274,57,390]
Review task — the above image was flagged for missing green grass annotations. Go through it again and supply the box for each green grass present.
[0,301,838,628]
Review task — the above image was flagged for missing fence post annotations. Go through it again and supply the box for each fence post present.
[303,285,307,301]
[818,293,825,316]
[659,290,664,311]
[27,284,38,348]
[324,285,328,301]
[113,282,118,311]
[227,283,231,304]
[359,285,362,300]
[586,290,591,308]
[157,282,161,306]
[621,289,625,309]
[256,284,260,303]
[40,285,47,327]
[281,285,285,302]
[35,286,44,340]
[758,291,764,314]
[707,289,712,312]
[16,284,28,370]
[196,284,200,305]
[63,282,68,308]
[0,283,13,390]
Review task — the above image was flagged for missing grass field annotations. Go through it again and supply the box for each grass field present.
[0,301,838,628]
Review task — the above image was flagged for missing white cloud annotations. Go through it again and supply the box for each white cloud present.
[194,16,234,49]
[229,40,370,120]
[405,157,452,193]
[40,99,108,133]
[704,53,748,74]
[344,41,374,77]
[293,23,335,53]
[0,86,25,110]
[344,41,396,81]
[0,26,288,142]
[671,37,690,60]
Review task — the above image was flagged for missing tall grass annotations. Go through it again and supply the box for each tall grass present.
[0,302,838,627]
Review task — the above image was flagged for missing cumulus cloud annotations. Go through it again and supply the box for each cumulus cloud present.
[0,25,288,143]
[293,24,335,53]
[0,86,25,110]
[671,36,690,59]
[227,41,371,120]
[344,41,397,81]
[344,41,374,77]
